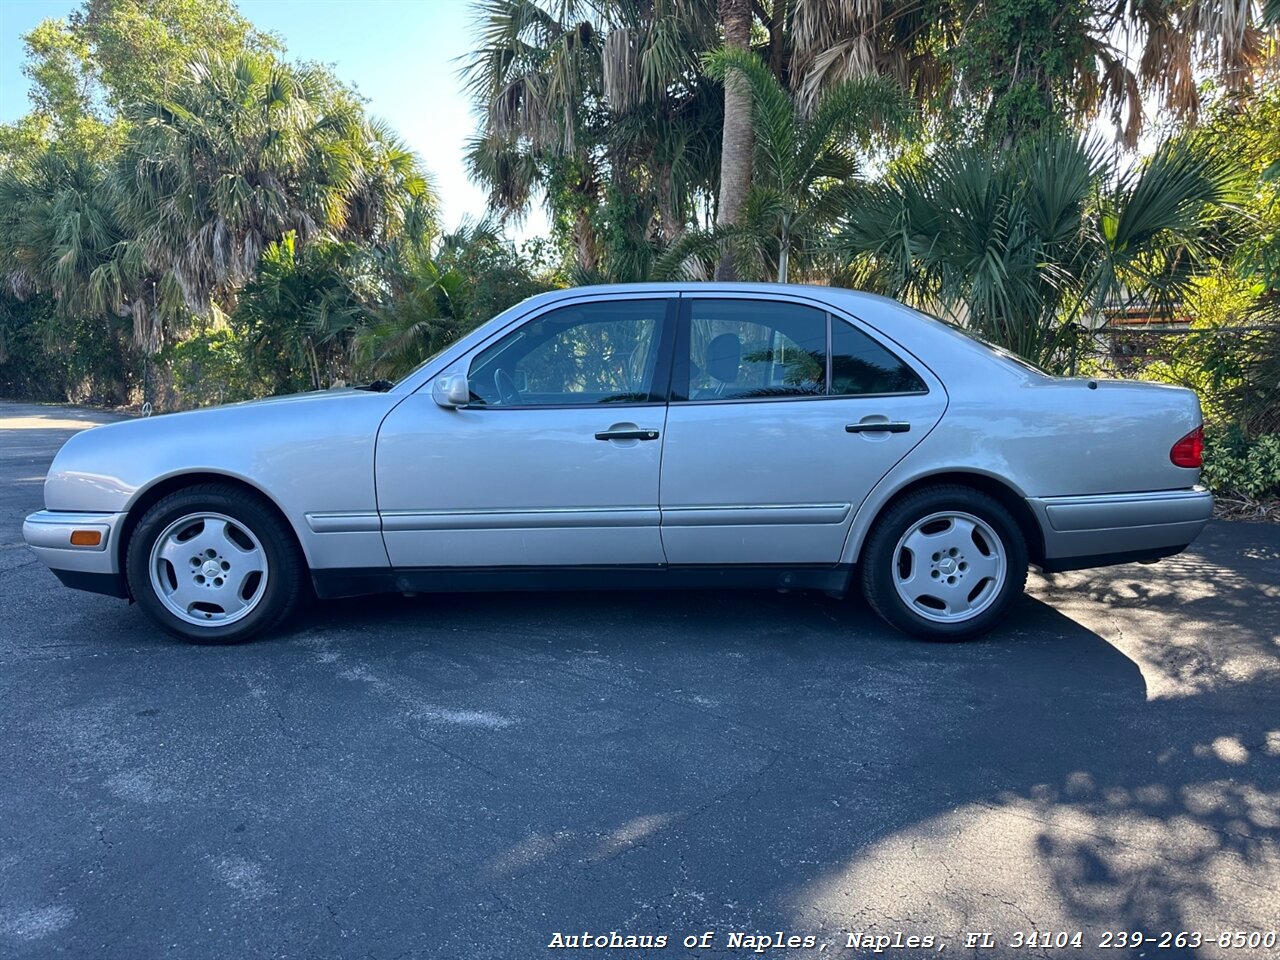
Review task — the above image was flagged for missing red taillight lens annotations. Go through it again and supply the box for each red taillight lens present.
[1170,425,1203,468]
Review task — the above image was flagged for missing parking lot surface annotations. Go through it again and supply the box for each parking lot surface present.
[2,401,1278,959]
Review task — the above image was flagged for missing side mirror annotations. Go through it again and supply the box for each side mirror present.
[432,373,471,409]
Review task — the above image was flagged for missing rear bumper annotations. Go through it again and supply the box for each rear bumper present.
[1029,487,1213,571]
[23,510,129,596]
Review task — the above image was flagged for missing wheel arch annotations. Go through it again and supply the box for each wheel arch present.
[850,470,1045,567]
[118,472,310,592]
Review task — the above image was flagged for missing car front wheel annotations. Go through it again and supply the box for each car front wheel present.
[126,483,304,644]
[861,484,1028,641]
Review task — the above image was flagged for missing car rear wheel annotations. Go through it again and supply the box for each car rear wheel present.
[126,483,304,644]
[861,485,1028,641]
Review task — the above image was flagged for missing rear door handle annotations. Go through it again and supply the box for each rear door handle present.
[846,421,910,434]
[595,428,660,441]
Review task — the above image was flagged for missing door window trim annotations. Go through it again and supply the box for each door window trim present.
[463,296,680,410]
[669,296,931,404]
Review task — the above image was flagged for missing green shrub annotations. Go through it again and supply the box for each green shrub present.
[1202,428,1280,500]
[154,326,266,411]
[0,295,69,401]
[0,294,137,405]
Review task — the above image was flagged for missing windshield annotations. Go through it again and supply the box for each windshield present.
[390,298,535,388]
[973,338,1052,376]
[391,342,453,388]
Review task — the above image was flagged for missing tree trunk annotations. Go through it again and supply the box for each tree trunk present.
[714,0,754,281]
[572,170,601,274]
[656,162,682,245]
[574,205,600,274]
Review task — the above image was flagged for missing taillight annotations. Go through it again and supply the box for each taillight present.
[1170,425,1203,468]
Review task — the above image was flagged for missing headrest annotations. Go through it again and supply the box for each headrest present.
[705,333,741,383]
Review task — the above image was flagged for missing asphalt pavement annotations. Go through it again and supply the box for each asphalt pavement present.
[2,400,1277,960]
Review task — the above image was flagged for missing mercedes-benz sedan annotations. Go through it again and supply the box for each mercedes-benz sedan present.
[24,283,1213,643]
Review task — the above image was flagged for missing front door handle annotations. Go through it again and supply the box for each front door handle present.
[595,428,660,441]
[846,421,910,434]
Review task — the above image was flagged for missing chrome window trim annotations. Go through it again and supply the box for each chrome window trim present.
[397,286,947,401]
[459,402,669,412]
[671,294,933,405]
[667,390,931,407]
[407,292,678,399]
[825,310,833,392]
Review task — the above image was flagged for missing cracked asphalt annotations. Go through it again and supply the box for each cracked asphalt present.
[2,400,1278,959]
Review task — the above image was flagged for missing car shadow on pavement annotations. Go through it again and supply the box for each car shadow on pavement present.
[8,557,1275,959]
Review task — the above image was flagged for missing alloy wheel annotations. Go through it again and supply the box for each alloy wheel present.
[890,510,1007,623]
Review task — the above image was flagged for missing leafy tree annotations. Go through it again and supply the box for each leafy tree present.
[1,0,275,164]
[0,290,135,404]
[74,0,277,108]
[19,18,99,134]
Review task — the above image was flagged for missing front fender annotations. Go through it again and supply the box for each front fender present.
[44,391,403,570]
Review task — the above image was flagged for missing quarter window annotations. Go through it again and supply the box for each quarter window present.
[830,317,926,396]
[468,300,666,407]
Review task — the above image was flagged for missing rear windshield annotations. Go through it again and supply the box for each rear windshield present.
[909,307,1052,376]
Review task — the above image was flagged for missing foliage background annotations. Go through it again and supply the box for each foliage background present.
[0,0,1277,502]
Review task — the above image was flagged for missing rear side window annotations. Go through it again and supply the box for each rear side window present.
[677,299,926,400]
[687,300,827,400]
[830,318,927,396]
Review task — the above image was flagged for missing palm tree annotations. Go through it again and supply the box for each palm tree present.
[832,132,1243,370]
[787,0,1279,145]
[0,148,120,312]
[351,253,466,382]
[353,218,557,380]
[0,146,137,400]
[660,47,911,283]
[91,53,433,351]
[463,0,607,269]
[464,0,722,276]
[713,0,754,279]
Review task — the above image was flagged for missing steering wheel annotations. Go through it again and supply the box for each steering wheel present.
[494,368,519,405]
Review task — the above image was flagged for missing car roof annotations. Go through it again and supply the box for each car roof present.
[522,281,895,307]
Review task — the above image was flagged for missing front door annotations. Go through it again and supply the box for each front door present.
[659,295,948,565]
[375,296,676,569]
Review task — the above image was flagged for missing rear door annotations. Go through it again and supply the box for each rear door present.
[659,294,947,565]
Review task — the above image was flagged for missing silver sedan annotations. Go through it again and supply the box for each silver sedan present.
[24,283,1213,643]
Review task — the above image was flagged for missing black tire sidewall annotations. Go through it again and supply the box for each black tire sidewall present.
[862,486,1028,641]
[126,487,301,644]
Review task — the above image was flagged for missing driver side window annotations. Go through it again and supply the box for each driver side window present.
[468,300,667,407]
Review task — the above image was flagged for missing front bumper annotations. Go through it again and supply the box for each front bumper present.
[23,510,129,597]
[1029,487,1213,572]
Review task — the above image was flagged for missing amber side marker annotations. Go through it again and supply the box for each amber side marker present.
[69,530,102,547]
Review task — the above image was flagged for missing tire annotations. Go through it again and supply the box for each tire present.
[860,484,1028,641]
[125,483,305,644]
